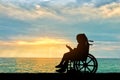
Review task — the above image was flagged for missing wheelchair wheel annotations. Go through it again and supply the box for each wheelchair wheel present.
[67,54,98,73]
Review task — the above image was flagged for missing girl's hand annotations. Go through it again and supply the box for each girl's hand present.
[66,45,72,51]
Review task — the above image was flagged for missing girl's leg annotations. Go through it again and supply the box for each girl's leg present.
[56,60,69,73]
[56,52,70,68]
[56,52,74,73]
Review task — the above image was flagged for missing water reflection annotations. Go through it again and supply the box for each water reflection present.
[16,58,60,73]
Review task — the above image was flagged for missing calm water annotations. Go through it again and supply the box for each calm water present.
[0,58,119,73]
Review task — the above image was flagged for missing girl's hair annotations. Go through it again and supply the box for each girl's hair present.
[76,33,88,44]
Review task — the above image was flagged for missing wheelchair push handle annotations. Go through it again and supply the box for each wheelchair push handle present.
[88,40,94,42]
[88,40,94,46]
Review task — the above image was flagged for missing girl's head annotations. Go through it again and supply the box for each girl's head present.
[76,33,88,44]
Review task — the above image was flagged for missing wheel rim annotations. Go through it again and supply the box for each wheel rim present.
[67,54,98,73]
[78,54,98,73]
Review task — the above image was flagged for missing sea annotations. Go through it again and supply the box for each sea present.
[0,58,119,73]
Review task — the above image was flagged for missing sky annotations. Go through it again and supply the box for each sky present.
[0,0,120,58]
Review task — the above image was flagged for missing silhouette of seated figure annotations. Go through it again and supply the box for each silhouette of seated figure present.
[55,33,89,73]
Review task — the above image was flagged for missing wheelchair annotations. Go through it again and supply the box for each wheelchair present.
[66,40,98,73]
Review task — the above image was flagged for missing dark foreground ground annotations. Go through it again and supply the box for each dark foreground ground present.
[0,73,120,80]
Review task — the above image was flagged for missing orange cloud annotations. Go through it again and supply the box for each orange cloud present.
[0,37,71,45]
[0,37,73,58]
[16,38,69,45]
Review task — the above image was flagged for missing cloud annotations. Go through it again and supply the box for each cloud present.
[99,2,120,18]
[0,38,120,58]
[61,2,120,21]
[0,1,120,22]
[0,4,64,20]
[0,37,72,57]
[90,41,120,58]
[92,41,120,51]
[0,37,71,46]
[75,0,120,7]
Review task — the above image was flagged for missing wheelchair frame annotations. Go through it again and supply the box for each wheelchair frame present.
[66,53,98,73]
[66,40,98,73]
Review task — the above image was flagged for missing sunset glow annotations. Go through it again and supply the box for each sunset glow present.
[0,38,72,58]
[0,0,120,58]
[16,38,70,45]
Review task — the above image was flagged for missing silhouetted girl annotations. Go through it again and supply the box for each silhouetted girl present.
[55,33,89,73]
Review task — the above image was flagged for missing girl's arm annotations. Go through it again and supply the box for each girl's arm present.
[66,45,73,51]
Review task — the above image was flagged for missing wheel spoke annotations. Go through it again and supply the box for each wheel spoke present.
[79,64,84,65]
[84,67,86,72]
[87,59,92,64]
[79,66,84,70]
[86,67,92,72]
[87,65,94,66]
